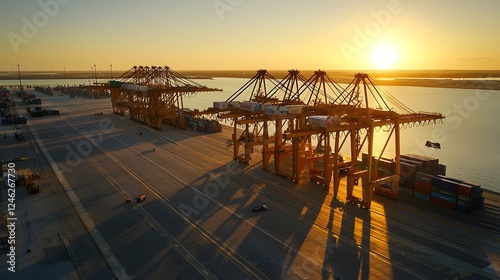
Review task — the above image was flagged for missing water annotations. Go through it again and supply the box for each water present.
[368,85,499,193]
[376,77,500,81]
[2,78,499,192]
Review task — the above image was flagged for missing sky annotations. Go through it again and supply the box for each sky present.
[0,0,499,72]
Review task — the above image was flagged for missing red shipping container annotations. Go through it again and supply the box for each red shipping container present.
[414,181,431,195]
[431,197,456,209]
[458,184,473,196]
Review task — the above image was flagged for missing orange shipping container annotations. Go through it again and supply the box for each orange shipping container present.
[27,169,33,181]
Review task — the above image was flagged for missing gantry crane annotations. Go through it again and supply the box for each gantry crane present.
[218,71,444,209]
[285,72,444,208]
[99,66,222,130]
[215,69,314,166]
[215,69,283,163]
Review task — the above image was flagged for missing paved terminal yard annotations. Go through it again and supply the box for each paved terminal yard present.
[1,90,500,279]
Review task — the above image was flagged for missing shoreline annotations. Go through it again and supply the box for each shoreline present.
[1,70,500,90]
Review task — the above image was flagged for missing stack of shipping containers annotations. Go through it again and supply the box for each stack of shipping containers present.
[399,159,420,195]
[16,168,38,187]
[430,176,459,209]
[433,175,484,212]
[360,153,484,211]
[361,153,396,191]
[206,119,223,133]
[1,89,28,125]
[2,166,39,188]
[34,86,53,96]
[401,154,439,175]
[409,154,483,211]
[413,172,433,201]
[1,89,13,125]
[183,115,222,134]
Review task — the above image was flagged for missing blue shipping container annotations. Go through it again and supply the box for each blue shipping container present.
[432,177,459,193]
[431,191,457,204]
[432,186,457,197]
[414,191,430,201]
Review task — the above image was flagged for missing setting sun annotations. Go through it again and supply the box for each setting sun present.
[371,44,398,70]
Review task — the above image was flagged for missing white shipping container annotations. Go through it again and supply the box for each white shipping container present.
[130,84,139,91]
[265,105,288,115]
[121,83,139,91]
[278,106,288,114]
[229,101,240,108]
[264,105,278,115]
[240,102,260,111]
[138,86,149,92]
[286,105,303,114]
[213,102,229,109]
[308,115,339,128]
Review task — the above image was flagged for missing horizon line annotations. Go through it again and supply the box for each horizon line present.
[1,69,500,72]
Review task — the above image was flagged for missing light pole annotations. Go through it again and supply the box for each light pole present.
[17,64,23,92]
[110,64,113,80]
[94,64,97,85]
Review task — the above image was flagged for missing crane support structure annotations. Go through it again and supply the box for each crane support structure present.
[213,70,444,209]
[91,66,222,130]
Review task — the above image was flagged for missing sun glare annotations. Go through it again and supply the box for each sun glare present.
[371,44,398,70]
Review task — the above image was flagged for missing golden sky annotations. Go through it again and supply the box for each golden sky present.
[1,0,499,72]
